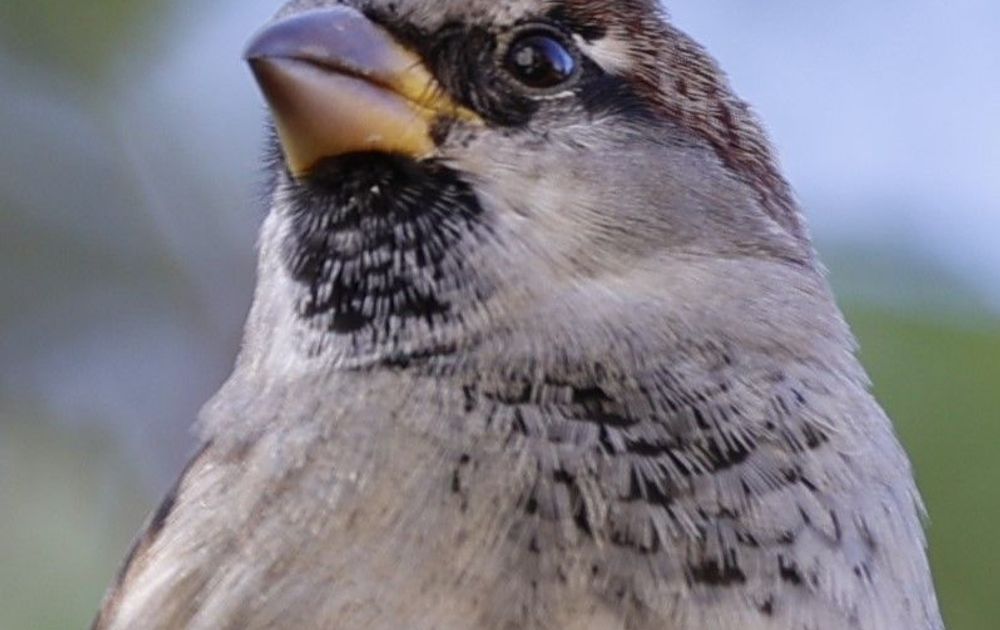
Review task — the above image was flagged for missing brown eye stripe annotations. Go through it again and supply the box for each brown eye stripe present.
[559,0,804,241]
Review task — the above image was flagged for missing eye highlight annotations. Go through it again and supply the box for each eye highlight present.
[503,28,579,90]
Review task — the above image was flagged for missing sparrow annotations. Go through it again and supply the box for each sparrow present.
[93,1,945,629]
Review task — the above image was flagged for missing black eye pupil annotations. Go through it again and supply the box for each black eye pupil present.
[504,33,577,89]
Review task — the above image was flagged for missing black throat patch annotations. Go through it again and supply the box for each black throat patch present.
[280,151,489,339]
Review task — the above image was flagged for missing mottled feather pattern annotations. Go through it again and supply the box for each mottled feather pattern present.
[97,338,936,629]
[94,1,943,628]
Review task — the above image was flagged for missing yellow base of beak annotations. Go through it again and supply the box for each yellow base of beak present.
[245,7,481,178]
[250,58,439,176]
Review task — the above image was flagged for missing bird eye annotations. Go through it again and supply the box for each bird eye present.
[503,30,578,90]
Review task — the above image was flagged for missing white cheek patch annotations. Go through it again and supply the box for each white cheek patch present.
[575,33,634,76]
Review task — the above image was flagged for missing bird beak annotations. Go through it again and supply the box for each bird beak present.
[244,7,481,178]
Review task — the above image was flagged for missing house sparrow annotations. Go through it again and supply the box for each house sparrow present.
[93,1,944,629]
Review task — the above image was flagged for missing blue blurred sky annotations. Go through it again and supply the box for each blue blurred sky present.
[670,0,1000,307]
[1,0,998,482]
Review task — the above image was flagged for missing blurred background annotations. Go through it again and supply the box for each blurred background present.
[0,0,996,627]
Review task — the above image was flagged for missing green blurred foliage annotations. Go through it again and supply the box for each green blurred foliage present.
[0,408,148,629]
[0,0,172,80]
[846,306,1000,630]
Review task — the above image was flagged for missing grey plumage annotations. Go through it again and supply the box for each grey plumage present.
[94,1,944,628]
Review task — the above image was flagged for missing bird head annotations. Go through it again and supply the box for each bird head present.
[243,0,840,371]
